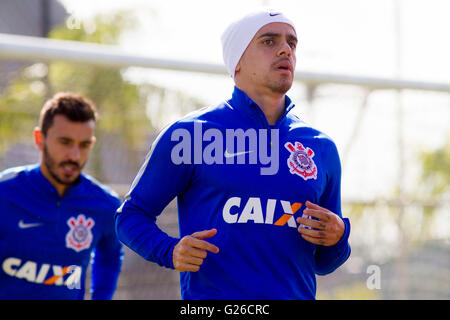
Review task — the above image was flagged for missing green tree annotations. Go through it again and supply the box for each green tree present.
[414,137,450,239]
[419,137,450,196]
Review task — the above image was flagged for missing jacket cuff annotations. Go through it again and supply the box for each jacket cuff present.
[332,217,351,249]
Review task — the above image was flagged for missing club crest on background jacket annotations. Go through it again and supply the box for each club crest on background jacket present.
[65,214,95,252]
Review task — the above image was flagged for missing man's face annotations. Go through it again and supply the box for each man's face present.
[35,115,96,187]
[235,22,297,94]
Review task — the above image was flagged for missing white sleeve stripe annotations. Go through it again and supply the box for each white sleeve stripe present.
[0,165,30,183]
[0,170,20,182]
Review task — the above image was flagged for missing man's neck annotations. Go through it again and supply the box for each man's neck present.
[238,85,286,126]
[39,163,69,197]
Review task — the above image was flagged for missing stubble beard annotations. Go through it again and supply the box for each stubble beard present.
[266,76,293,95]
[264,66,293,94]
[43,144,83,186]
[266,58,295,94]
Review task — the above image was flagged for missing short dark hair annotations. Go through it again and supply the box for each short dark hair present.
[39,92,98,136]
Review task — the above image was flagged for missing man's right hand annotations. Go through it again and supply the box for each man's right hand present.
[172,228,219,272]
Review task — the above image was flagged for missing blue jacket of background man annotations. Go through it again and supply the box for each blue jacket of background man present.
[0,164,123,300]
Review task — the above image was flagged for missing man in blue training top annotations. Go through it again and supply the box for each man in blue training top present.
[115,8,351,299]
[0,93,123,299]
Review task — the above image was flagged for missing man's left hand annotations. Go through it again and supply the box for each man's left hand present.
[296,201,345,246]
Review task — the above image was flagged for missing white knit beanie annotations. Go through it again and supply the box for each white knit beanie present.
[221,8,296,78]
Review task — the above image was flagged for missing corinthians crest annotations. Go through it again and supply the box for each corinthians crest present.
[285,141,318,180]
[66,214,95,252]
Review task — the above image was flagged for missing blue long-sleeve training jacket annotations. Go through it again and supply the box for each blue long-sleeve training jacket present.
[115,86,351,299]
[0,164,123,300]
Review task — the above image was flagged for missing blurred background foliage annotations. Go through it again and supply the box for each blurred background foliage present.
[0,10,203,181]
[420,137,450,197]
